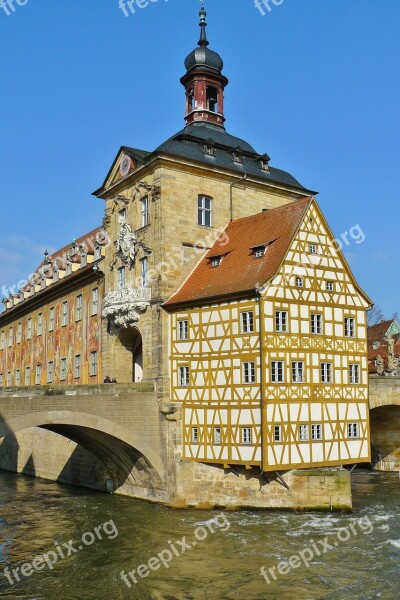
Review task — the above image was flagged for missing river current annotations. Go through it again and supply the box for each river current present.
[0,470,399,600]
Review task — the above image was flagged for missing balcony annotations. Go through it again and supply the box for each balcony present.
[102,287,151,329]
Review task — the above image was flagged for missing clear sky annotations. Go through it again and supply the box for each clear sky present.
[0,0,399,316]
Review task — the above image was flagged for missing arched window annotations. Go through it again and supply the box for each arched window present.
[206,86,218,112]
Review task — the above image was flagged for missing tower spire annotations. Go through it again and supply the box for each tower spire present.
[198,3,209,47]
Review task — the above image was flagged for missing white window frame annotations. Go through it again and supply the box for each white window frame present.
[141,196,149,228]
[60,358,67,382]
[7,372,12,386]
[92,288,99,316]
[0,374,3,386]
[140,258,148,287]
[0,331,4,350]
[299,424,309,442]
[311,313,323,335]
[35,365,41,386]
[47,361,54,384]
[191,427,199,443]
[8,328,13,347]
[25,367,30,386]
[242,427,252,445]
[254,246,266,258]
[16,322,22,344]
[62,302,68,327]
[311,424,322,441]
[37,313,43,336]
[177,320,188,341]
[242,361,256,384]
[326,281,334,292]
[292,361,305,383]
[275,310,288,333]
[179,366,190,387]
[117,266,126,290]
[321,362,333,384]
[74,355,81,379]
[27,318,32,340]
[345,317,356,338]
[274,425,282,443]
[49,307,55,332]
[271,361,285,383]
[76,294,83,322]
[309,244,317,254]
[296,277,304,288]
[16,370,21,386]
[348,423,360,439]
[349,364,360,384]
[214,427,221,445]
[90,351,98,377]
[241,311,254,334]
[198,195,212,227]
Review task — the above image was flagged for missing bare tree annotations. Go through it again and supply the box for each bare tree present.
[392,311,400,323]
[367,305,385,326]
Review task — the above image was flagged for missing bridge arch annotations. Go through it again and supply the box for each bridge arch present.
[0,411,165,495]
[370,404,400,471]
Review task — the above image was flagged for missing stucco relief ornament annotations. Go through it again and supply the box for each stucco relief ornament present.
[111,214,138,270]
[102,288,151,330]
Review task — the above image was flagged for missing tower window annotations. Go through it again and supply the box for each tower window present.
[206,86,218,112]
[198,195,212,227]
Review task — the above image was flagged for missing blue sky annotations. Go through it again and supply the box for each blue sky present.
[0,0,399,316]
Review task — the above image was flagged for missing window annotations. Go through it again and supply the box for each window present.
[179,366,190,387]
[94,243,102,261]
[90,351,98,377]
[299,424,309,442]
[0,331,4,350]
[177,320,188,341]
[311,314,323,335]
[16,370,21,386]
[117,266,126,290]
[242,361,256,384]
[35,365,41,386]
[49,307,55,332]
[7,372,12,386]
[254,246,266,258]
[25,367,31,386]
[292,361,305,383]
[349,364,360,384]
[198,195,212,227]
[274,425,282,442]
[321,363,333,384]
[271,361,284,383]
[0,374,2,386]
[92,288,99,316]
[210,256,222,268]
[296,277,304,288]
[76,295,83,322]
[74,355,81,379]
[312,424,322,441]
[345,317,356,338]
[141,196,149,227]
[275,311,288,332]
[17,323,22,344]
[326,281,334,292]
[27,318,32,340]
[119,208,126,220]
[140,257,148,287]
[206,86,218,112]
[348,423,360,439]
[191,427,199,443]
[62,302,68,327]
[242,427,252,444]
[47,361,54,384]
[214,427,221,445]
[309,244,317,254]
[60,358,67,382]
[37,313,43,336]
[241,311,254,334]
[8,328,13,347]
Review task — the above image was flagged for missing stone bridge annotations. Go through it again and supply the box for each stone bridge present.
[369,376,400,471]
[0,383,172,503]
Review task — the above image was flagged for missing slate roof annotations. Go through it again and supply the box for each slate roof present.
[164,197,312,308]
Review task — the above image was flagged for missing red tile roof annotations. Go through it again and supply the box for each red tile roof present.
[368,320,396,343]
[164,198,312,308]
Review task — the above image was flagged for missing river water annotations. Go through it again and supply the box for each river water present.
[0,470,399,600]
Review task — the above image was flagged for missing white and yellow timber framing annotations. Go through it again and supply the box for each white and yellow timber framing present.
[169,198,372,472]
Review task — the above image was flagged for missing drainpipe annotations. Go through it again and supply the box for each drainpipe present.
[229,174,247,221]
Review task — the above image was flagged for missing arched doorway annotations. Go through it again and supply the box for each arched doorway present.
[132,329,143,383]
[117,327,143,383]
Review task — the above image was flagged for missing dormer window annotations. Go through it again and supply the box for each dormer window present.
[53,266,59,282]
[94,243,101,261]
[66,254,72,275]
[252,245,267,259]
[260,157,269,172]
[210,256,222,268]
[233,152,242,164]
[204,144,215,157]
[80,245,87,267]
[70,243,78,256]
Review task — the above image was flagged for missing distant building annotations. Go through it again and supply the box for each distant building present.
[0,6,373,473]
[368,319,400,374]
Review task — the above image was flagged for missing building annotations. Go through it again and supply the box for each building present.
[368,319,400,374]
[0,7,372,497]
